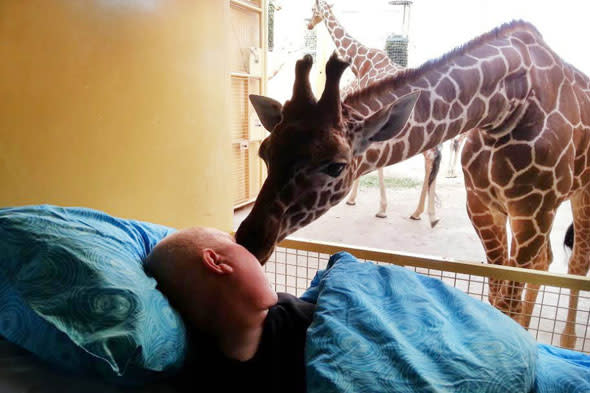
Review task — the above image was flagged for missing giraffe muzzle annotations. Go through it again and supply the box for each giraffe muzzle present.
[235,211,280,265]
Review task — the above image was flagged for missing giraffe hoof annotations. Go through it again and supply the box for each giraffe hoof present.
[430,219,440,228]
[375,212,387,218]
[346,201,356,206]
[409,215,421,221]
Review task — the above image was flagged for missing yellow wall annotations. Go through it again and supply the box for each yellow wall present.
[0,0,232,230]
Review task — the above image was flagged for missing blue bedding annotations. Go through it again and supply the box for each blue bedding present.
[301,252,590,393]
[535,344,590,393]
[0,205,185,383]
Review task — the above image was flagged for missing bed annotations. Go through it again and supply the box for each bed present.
[1,205,589,393]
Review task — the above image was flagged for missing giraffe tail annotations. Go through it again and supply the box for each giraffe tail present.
[428,145,442,187]
[563,222,574,261]
[428,145,442,208]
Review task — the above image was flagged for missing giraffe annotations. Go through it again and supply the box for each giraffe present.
[236,21,590,348]
[308,0,442,225]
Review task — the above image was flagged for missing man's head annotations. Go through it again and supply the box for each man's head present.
[145,227,278,334]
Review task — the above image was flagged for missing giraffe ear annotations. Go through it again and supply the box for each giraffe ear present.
[249,94,283,132]
[363,91,420,143]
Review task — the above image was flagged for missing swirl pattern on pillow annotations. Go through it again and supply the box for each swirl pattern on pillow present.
[0,205,186,382]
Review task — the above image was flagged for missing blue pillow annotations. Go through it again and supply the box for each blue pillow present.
[0,205,187,383]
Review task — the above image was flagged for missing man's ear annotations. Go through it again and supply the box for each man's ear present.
[249,94,283,132]
[202,249,233,274]
[363,91,420,143]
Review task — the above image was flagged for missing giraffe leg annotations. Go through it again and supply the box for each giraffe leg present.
[465,191,508,306]
[376,168,387,218]
[561,190,590,348]
[346,178,360,206]
[520,238,553,329]
[427,177,439,227]
[410,181,427,220]
[448,134,467,178]
[562,289,581,349]
[410,153,430,221]
[451,139,462,178]
[521,283,540,329]
[496,208,556,324]
[446,139,458,178]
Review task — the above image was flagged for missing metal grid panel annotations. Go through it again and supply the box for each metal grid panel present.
[264,245,590,353]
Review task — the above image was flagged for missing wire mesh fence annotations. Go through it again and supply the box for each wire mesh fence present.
[264,239,590,353]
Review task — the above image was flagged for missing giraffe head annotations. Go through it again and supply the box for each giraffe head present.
[307,0,328,30]
[235,53,419,263]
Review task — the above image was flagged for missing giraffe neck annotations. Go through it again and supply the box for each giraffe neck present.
[348,21,549,178]
[318,1,366,78]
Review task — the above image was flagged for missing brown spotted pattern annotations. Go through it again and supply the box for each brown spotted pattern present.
[456,27,590,347]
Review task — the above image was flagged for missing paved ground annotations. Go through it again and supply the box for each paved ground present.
[234,141,574,275]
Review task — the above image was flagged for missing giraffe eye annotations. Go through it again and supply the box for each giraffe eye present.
[321,163,346,177]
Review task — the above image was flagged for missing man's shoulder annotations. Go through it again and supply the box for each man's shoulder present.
[276,292,311,305]
[268,292,316,327]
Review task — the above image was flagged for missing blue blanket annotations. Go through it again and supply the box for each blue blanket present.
[301,252,590,393]
[535,344,590,393]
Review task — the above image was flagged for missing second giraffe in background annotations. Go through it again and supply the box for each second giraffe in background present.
[446,132,467,178]
[308,0,442,226]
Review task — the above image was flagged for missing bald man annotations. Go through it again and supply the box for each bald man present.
[145,227,315,393]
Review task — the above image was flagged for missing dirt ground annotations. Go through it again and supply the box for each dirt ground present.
[233,140,574,275]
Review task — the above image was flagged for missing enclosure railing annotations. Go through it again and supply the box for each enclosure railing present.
[264,237,590,353]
